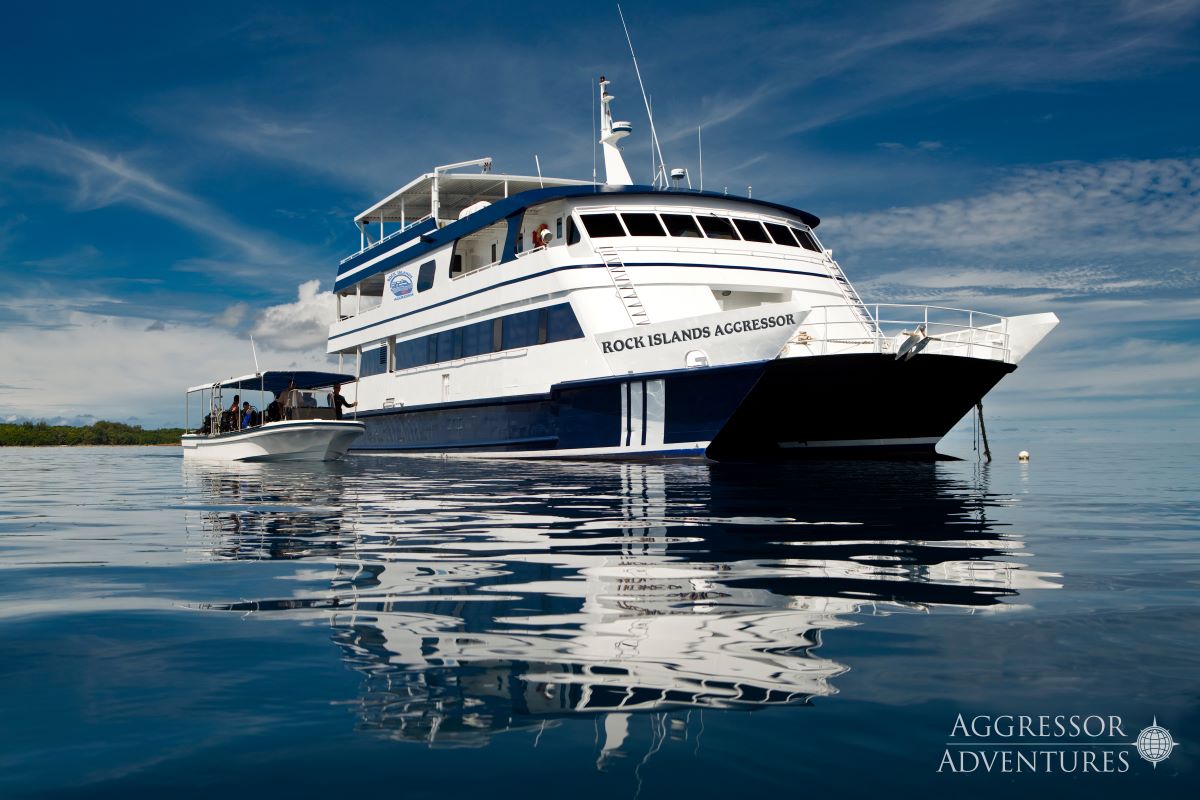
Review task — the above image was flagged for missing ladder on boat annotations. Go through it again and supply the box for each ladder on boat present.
[596,246,651,326]
[826,256,878,333]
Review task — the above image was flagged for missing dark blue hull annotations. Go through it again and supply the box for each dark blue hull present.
[350,354,1015,460]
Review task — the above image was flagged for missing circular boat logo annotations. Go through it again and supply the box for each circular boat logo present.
[388,271,414,299]
[1135,719,1176,767]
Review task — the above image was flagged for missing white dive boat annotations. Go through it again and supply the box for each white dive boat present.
[182,371,364,462]
[326,77,1058,460]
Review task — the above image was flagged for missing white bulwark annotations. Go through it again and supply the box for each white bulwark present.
[325,78,1058,460]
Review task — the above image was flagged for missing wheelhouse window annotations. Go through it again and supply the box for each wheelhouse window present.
[661,213,703,238]
[698,215,738,240]
[792,227,823,252]
[621,212,667,236]
[580,213,626,238]
[417,260,437,291]
[763,222,800,247]
[733,218,771,243]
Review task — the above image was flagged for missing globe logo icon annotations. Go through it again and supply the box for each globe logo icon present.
[1135,718,1176,767]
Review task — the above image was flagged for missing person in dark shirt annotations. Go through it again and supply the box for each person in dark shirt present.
[332,383,357,420]
[222,394,241,432]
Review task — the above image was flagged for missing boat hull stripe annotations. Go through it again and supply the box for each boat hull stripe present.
[330,262,832,343]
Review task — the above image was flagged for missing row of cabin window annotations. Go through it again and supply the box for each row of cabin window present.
[359,302,585,376]
[578,212,823,252]
[390,213,817,298]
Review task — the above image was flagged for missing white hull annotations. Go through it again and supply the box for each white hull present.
[181,420,365,462]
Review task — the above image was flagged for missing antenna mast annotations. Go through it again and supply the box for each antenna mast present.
[591,80,598,183]
[249,335,261,374]
[618,4,667,188]
[698,125,703,192]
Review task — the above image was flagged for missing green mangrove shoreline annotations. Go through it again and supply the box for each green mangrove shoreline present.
[0,421,185,447]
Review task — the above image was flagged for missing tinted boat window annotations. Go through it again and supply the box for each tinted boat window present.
[417,260,437,292]
[546,303,584,342]
[360,345,388,377]
[581,213,626,238]
[621,213,667,236]
[390,303,584,371]
[661,214,703,238]
[764,222,800,247]
[567,218,581,245]
[436,328,462,362]
[698,215,738,240]
[502,308,541,349]
[394,337,428,370]
[461,320,492,358]
[733,218,771,243]
[793,227,822,252]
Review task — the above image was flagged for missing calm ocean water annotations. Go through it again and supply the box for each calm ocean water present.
[0,440,1196,798]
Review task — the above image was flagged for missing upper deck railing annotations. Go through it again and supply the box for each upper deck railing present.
[341,214,435,265]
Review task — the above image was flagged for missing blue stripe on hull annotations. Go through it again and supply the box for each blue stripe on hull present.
[330,262,831,343]
[351,362,765,455]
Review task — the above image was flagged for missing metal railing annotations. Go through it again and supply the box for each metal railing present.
[793,304,1012,361]
[340,214,435,265]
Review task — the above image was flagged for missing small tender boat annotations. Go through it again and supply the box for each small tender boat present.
[181,371,364,462]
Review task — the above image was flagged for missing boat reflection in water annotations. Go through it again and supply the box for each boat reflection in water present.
[183,458,1058,755]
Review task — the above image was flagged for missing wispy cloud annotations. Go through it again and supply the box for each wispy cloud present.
[824,157,1200,264]
[0,134,323,286]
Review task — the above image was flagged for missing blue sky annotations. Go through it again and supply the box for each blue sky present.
[1,0,1198,438]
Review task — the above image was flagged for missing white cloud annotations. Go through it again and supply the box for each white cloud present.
[213,302,249,328]
[0,282,341,427]
[855,265,1191,305]
[250,280,336,352]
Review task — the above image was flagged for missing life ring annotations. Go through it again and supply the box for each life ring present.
[533,223,551,247]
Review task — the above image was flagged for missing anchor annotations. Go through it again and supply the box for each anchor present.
[894,324,939,360]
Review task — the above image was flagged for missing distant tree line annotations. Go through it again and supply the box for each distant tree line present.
[0,421,184,446]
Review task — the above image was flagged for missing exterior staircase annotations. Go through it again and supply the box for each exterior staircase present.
[596,245,651,326]
[826,256,878,333]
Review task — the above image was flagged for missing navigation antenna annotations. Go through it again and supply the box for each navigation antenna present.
[249,334,261,375]
[617,4,667,188]
[592,80,598,184]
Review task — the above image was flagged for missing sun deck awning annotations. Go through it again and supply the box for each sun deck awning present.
[187,371,357,395]
[355,171,593,225]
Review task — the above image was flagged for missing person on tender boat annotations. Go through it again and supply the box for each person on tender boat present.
[278,381,300,420]
[240,401,258,429]
[221,394,241,432]
[332,383,357,420]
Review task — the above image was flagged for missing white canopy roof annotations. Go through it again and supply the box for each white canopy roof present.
[355,171,592,225]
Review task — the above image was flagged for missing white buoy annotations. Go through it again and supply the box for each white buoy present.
[1018,450,1030,462]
